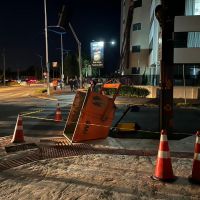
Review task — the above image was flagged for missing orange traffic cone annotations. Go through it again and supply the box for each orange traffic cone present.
[54,103,62,122]
[11,113,25,143]
[189,131,200,184]
[152,129,176,182]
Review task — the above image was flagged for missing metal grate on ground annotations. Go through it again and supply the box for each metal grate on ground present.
[0,143,95,171]
[39,143,95,159]
[0,142,194,172]
[40,137,71,146]
[0,149,41,171]
[5,143,38,153]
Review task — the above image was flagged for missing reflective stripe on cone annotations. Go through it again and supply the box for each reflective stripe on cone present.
[11,114,25,143]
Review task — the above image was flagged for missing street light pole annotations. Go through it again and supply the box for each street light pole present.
[78,42,82,85]
[2,49,6,86]
[60,33,64,84]
[47,26,66,86]
[68,22,83,88]
[37,54,43,80]
[44,0,50,95]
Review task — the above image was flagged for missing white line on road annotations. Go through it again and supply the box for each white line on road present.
[0,121,65,126]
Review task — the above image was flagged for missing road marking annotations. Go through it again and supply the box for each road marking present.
[22,109,44,116]
[0,120,65,126]
[23,116,55,121]
[0,92,29,98]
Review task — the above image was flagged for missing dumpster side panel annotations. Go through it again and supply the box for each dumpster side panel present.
[63,90,87,140]
[72,92,116,142]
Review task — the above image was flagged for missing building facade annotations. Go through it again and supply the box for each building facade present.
[120,0,151,79]
[120,0,200,86]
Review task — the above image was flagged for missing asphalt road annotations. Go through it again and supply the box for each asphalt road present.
[114,106,200,134]
[0,85,74,138]
[0,85,199,139]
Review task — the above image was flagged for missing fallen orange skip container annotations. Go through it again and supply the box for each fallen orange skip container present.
[63,83,121,143]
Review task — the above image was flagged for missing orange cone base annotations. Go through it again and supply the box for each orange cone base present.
[11,137,25,143]
[54,114,62,122]
[11,131,25,143]
[189,158,200,184]
[188,160,200,185]
[54,118,62,122]
[151,175,177,182]
[54,111,62,122]
[152,158,177,182]
[188,175,200,185]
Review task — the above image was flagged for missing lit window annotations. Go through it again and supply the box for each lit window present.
[195,0,200,15]
[123,0,125,6]
[134,0,142,8]
[132,45,140,52]
[132,67,140,74]
[185,0,200,15]
[133,23,141,31]
[149,39,153,54]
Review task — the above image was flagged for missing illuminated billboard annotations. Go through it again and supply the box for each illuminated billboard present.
[90,41,104,67]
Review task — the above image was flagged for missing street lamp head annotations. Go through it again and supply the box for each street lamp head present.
[92,40,116,46]
[111,40,116,45]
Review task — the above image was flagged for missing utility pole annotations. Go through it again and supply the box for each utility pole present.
[17,68,19,80]
[37,54,43,80]
[183,64,187,104]
[69,22,83,88]
[3,49,6,86]
[47,26,66,86]
[155,1,174,133]
[60,33,64,84]
[44,0,50,95]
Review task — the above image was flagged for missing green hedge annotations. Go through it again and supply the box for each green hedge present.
[104,85,150,98]
[34,88,47,94]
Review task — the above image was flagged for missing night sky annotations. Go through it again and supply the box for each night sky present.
[0,0,121,75]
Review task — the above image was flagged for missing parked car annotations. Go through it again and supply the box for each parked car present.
[26,79,38,84]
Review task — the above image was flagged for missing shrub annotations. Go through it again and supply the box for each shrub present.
[176,102,192,107]
[34,88,47,94]
[6,82,19,86]
[41,89,47,93]
[104,85,150,98]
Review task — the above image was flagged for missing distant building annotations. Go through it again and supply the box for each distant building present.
[119,0,200,86]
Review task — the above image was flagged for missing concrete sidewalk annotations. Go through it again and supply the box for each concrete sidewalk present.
[0,132,199,199]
